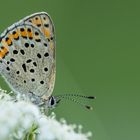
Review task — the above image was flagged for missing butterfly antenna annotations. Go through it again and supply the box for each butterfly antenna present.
[57,96,94,110]
[56,94,96,100]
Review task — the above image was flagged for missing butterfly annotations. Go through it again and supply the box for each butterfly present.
[0,12,95,111]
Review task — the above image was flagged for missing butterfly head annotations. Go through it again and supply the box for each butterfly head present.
[47,96,61,109]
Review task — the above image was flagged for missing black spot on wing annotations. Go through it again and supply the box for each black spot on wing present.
[44,67,48,72]
[31,78,35,82]
[13,50,18,54]
[26,59,32,63]
[37,24,41,27]
[35,39,41,42]
[37,53,41,58]
[10,58,15,62]
[20,49,25,55]
[25,43,29,48]
[44,52,49,57]
[44,43,47,47]
[30,69,35,73]
[22,63,27,72]
[31,44,34,48]
[16,71,20,74]
[6,67,10,71]
[33,62,37,67]
[40,81,44,84]
[27,28,31,32]
[44,24,49,28]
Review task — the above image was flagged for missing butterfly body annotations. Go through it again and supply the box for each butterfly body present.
[0,12,55,105]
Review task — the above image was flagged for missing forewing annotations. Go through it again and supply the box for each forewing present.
[23,12,55,59]
[0,12,55,97]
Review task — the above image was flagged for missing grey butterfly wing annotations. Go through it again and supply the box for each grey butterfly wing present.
[0,12,55,99]
[23,12,55,59]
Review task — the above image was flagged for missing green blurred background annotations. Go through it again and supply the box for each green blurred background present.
[0,0,140,140]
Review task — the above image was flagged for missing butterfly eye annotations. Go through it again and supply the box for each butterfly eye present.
[48,96,57,108]
[50,97,55,105]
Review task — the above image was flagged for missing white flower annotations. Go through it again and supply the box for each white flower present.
[0,88,92,140]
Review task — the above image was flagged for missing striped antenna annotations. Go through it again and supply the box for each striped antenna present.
[56,94,96,100]
[55,94,96,110]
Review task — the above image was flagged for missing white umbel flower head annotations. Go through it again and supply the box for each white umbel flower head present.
[0,88,92,140]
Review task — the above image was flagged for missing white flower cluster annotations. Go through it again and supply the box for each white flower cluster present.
[0,88,91,140]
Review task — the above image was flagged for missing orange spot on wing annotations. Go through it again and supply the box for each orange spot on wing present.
[21,31,27,37]
[0,46,9,58]
[0,51,4,59]
[5,37,12,46]
[13,32,19,39]
[33,17,42,26]
[44,30,50,37]
[27,31,33,38]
